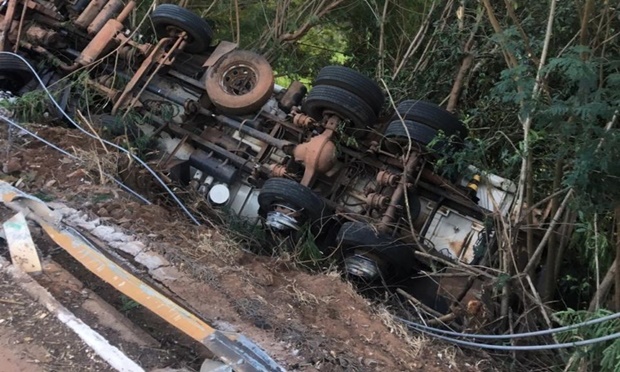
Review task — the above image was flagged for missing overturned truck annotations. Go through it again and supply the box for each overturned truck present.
[0,2,515,291]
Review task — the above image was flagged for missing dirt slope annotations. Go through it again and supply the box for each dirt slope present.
[0,270,113,372]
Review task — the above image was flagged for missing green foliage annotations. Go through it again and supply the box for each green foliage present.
[92,193,113,203]
[119,294,141,313]
[4,90,51,122]
[554,309,620,372]
[293,224,323,268]
[220,208,269,249]
[33,192,55,202]
[558,212,615,308]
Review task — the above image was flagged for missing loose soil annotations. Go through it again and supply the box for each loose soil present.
[0,123,505,371]
[0,269,113,372]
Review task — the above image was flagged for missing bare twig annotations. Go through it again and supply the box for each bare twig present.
[13,0,28,53]
[376,0,389,79]
[554,211,576,280]
[542,159,565,300]
[397,288,444,318]
[481,0,517,68]
[278,0,347,43]
[413,251,496,280]
[503,0,540,66]
[427,313,458,326]
[588,258,617,311]
[233,0,241,44]
[446,6,483,113]
[616,207,620,311]
[511,0,557,226]
[76,110,109,154]
[524,188,574,275]
[392,0,437,79]
[525,275,553,329]
[594,213,601,310]
[0,298,25,305]
[579,0,596,59]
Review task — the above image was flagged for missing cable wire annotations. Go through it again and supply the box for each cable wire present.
[405,321,620,351]
[0,114,152,205]
[395,311,620,340]
[0,51,200,225]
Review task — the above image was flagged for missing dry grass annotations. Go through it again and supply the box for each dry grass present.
[71,147,123,186]
[190,230,242,264]
[377,306,426,360]
[286,280,324,306]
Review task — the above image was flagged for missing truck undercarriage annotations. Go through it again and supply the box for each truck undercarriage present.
[0,0,515,288]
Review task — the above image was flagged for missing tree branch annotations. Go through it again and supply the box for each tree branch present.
[588,258,617,312]
[616,207,620,311]
[391,0,437,79]
[503,0,540,66]
[446,6,483,113]
[481,0,518,68]
[511,0,557,227]
[524,188,573,275]
[278,0,346,43]
[376,0,390,79]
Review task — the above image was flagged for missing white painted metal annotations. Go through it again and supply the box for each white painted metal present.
[3,212,42,273]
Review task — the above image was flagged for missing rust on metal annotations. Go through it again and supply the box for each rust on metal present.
[76,19,123,65]
[378,154,420,232]
[87,0,124,35]
[76,1,136,67]
[114,32,186,115]
[292,112,315,128]
[24,0,64,20]
[0,0,18,51]
[293,115,339,186]
[21,24,62,47]
[116,0,136,23]
[21,41,79,71]
[202,40,238,68]
[376,170,400,187]
[74,0,108,29]
[366,193,390,210]
[293,134,336,186]
[269,164,288,178]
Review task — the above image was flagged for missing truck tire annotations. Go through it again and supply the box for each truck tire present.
[337,221,417,280]
[205,50,274,115]
[314,66,384,115]
[382,120,444,154]
[302,85,377,134]
[0,54,32,92]
[393,100,467,139]
[258,177,327,228]
[151,4,214,54]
